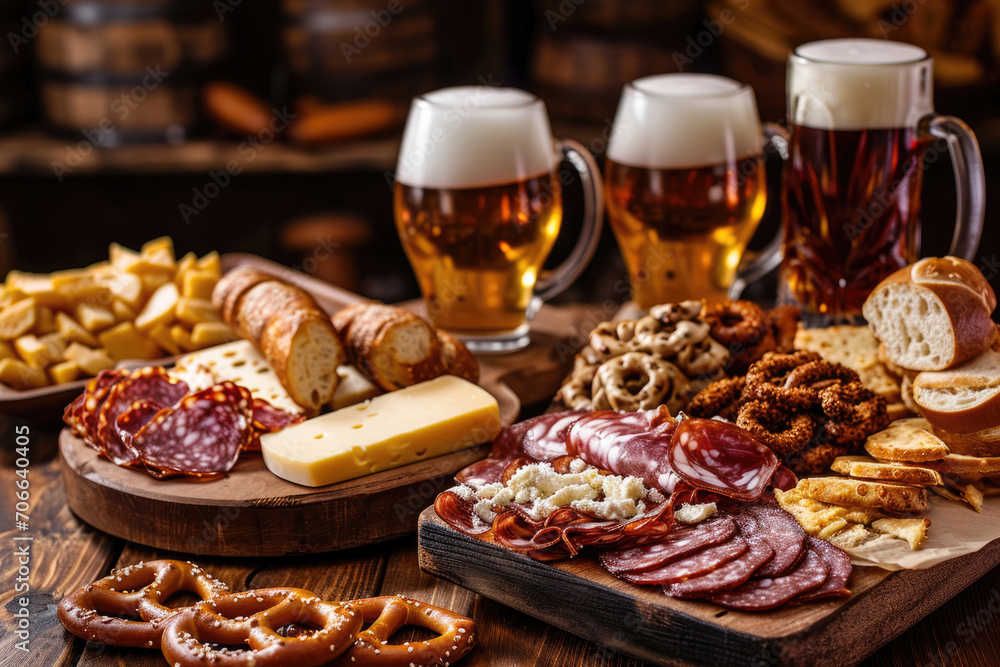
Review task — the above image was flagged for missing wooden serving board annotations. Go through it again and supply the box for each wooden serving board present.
[59,254,604,556]
[418,508,1000,666]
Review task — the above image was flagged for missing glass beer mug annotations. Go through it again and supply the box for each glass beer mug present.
[394,86,603,352]
[605,74,776,308]
[780,38,985,322]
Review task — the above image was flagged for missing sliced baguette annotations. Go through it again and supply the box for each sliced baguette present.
[912,349,1000,433]
[864,420,950,462]
[260,308,343,411]
[830,455,944,486]
[862,256,996,371]
[797,476,929,513]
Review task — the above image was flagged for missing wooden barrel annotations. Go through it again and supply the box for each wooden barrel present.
[36,0,228,145]
[281,0,438,103]
[531,33,682,122]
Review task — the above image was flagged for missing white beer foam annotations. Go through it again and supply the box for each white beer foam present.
[395,86,558,189]
[789,39,933,130]
[607,74,763,169]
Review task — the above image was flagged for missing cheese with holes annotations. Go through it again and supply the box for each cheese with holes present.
[331,364,382,409]
[172,339,303,414]
[260,375,501,487]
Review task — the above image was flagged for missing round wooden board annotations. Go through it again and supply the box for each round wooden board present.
[60,429,493,557]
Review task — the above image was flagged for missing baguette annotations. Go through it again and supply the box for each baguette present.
[212,268,344,411]
[912,349,1000,433]
[862,256,996,371]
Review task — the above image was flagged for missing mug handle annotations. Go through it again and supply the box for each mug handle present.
[727,122,789,300]
[533,139,605,307]
[920,114,985,261]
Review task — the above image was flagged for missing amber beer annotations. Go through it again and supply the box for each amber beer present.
[394,86,603,351]
[394,173,562,334]
[605,74,768,307]
[780,39,984,320]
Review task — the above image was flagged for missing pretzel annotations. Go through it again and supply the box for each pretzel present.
[333,595,477,667]
[57,560,230,648]
[161,588,363,667]
[591,352,689,413]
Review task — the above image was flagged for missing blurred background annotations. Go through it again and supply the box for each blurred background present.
[1,0,998,303]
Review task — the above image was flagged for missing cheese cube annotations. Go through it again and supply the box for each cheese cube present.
[148,323,181,356]
[170,325,197,352]
[0,357,48,389]
[190,322,236,348]
[261,376,501,487]
[331,364,382,409]
[181,270,217,300]
[75,347,116,375]
[49,360,81,384]
[135,282,178,332]
[56,312,99,346]
[98,322,160,361]
[76,303,115,332]
[34,306,57,335]
[196,251,222,278]
[176,297,221,326]
[175,251,197,283]
[0,298,36,340]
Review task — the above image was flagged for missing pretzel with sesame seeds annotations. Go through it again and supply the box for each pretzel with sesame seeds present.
[56,560,230,648]
[332,595,476,667]
[160,587,363,667]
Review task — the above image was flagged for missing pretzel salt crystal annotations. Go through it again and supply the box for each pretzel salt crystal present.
[57,560,230,648]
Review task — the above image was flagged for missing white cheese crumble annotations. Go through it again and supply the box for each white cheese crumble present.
[674,502,717,525]
[456,461,655,524]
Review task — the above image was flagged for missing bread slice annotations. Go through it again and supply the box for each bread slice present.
[864,420,950,462]
[871,517,931,550]
[438,331,479,383]
[912,349,1000,433]
[797,477,929,513]
[931,425,1000,457]
[862,256,996,371]
[260,309,344,412]
[830,455,943,486]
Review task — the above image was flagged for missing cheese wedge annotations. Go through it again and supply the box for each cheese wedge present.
[172,339,303,415]
[331,364,382,409]
[261,375,501,487]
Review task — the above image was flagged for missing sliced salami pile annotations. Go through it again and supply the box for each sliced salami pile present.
[63,366,304,479]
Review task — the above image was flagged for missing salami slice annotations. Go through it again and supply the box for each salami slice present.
[600,516,737,574]
[251,398,305,434]
[708,545,829,611]
[669,418,779,502]
[491,411,586,461]
[454,457,511,489]
[746,504,807,578]
[434,490,492,536]
[71,369,129,448]
[96,367,189,466]
[795,538,852,602]
[568,408,680,493]
[133,382,253,478]
[619,536,749,585]
[663,514,774,599]
[114,400,165,455]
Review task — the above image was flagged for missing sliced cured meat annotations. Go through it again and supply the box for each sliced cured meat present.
[251,397,305,434]
[669,418,779,501]
[69,369,129,448]
[491,411,586,461]
[434,490,492,536]
[663,514,774,599]
[600,516,737,574]
[796,537,852,602]
[133,382,253,478]
[96,367,189,466]
[114,399,164,454]
[745,504,807,578]
[770,464,798,492]
[567,407,680,493]
[454,457,511,489]
[619,536,748,585]
[708,545,829,611]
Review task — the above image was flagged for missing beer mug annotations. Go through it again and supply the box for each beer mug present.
[605,74,778,308]
[394,86,603,352]
[781,38,985,322]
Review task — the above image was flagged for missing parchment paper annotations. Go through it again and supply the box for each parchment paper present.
[844,495,1000,570]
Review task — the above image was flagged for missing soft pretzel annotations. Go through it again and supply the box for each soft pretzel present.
[333,594,477,667]
[57,560,230,648]
[161,588,362,667]
[591,352,689,413]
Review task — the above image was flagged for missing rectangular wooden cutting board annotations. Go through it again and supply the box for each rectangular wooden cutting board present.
[418,508,1000,666]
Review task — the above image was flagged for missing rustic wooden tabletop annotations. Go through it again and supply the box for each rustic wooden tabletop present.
[3,415,1000,667]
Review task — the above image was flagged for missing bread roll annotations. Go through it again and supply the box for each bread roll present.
[332,302,478,390]
[912,349,1000,433]
[212,268,344,411]
[862,256,996,371]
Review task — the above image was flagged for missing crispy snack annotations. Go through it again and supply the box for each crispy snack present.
[591,351,689,413]
[690,351,890,474]
[797,477,929,514]
[830,455,944,487]
[871,518,931,550]
[864,419,950,462]
[56,560,230,648]
[704,300,801,372]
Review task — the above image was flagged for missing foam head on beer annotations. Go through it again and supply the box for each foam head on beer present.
[607,74,762,169]
[789,38,933,130]
[395,86,557,189]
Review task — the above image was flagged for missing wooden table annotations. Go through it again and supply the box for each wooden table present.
[3,306,1000,666]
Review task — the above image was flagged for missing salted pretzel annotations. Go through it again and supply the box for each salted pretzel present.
[333,594,477,667]
[161,587,363,667]
[591,352,688,413]
[57,560,230,648]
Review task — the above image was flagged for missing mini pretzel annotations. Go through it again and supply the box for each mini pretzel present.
[632,316,711,358]
[161,588,362,667]
[591,352,689,413]
[57,560,230,648]
[333,594,476,667]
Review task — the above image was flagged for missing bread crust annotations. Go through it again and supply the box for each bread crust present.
[259,308,343,410]
[211,267,273,325]
[931,425,1000,457]
[912,350,1000,433]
